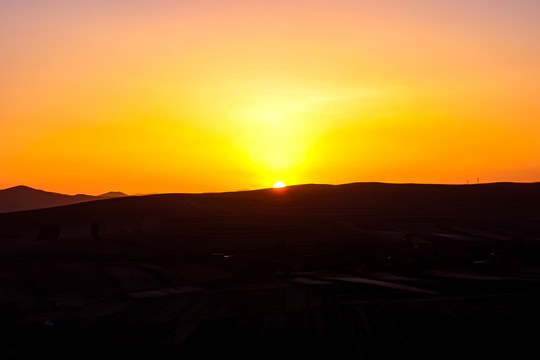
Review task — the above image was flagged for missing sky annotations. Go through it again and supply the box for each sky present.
[1,0,540,194]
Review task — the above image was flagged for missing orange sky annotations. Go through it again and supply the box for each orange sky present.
[2,0,540,194]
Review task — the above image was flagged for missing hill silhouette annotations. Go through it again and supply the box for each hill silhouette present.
[0,185,126,213]
[1,182,540,359]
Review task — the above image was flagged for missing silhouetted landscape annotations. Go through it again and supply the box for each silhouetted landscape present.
[4,0,540,357]
[1,182,540,358]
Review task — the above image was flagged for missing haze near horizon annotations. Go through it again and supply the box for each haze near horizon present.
[2,0,540,195]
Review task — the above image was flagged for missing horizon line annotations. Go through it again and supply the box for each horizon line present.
[2,180,540,197]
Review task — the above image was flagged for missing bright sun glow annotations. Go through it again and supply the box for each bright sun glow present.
[231,95,314,174]
[273,181,286,188]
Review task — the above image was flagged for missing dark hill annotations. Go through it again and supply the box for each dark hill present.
[0,185,126,213]
[2,181,540,228]
[98,191,127,198]
[1,182,540,359]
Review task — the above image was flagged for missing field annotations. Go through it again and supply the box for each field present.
[1,183,540,358]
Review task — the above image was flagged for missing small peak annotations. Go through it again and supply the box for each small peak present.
[99,191,127,198]
[3,185,39,192]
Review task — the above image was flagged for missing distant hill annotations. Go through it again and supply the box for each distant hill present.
[99,191,128,198]
[0,185,126,213]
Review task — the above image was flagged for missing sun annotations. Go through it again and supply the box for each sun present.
[273,181,286,188]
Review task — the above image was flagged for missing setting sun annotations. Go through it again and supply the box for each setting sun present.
[273,181,286,188]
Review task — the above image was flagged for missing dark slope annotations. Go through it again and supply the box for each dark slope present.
[1,182,540,359]
[2,181,540,265]
[2,181,540,226]
[0,185,126,213]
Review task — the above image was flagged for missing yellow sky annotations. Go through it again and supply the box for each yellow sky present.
[2,0,540,194]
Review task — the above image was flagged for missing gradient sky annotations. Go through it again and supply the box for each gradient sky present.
[2,0,540,194]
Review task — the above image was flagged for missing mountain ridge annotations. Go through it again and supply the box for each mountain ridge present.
[0,185,126,213]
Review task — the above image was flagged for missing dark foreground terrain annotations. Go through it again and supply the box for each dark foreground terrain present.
[1,182,540,359]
